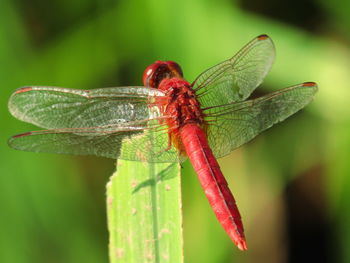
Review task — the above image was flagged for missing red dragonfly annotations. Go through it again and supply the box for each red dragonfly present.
[8,35,317,250]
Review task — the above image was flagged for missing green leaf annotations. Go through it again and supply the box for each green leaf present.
[106,158,183,263]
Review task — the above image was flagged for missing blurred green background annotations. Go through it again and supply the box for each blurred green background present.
[1,0,349,262]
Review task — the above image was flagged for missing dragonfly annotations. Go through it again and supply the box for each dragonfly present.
[8,34,317,250]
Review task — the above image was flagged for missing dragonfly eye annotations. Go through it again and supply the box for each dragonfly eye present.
[143,61,183,88]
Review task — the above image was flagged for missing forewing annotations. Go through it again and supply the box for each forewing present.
[8,86,165,129]
[204,82,318,158]
[193,35,275,108]
[8,120,183,163]
[8,86,185,162]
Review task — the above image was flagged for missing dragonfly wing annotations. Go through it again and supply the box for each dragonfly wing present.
[8,120,183,163]
[8,86,165,129]
[204,82,317,158]
[193,35,275,108]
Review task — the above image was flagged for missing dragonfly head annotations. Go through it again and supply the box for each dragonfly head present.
[143,61,183,88]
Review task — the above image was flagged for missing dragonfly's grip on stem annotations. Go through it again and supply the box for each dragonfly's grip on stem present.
[179,123,247,250]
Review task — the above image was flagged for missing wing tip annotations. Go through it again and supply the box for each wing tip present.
[15,87,33,94]
[302,81,317,87]
[11,131,33,139]
[257,34,269,41]
[302,82,318,92]
[8,132,33,151]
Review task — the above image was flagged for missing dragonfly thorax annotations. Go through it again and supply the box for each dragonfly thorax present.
[157,78,205,130]
[154,77,205,156]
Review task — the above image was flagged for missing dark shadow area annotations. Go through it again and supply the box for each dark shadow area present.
[284,164,338,263]
[236,0,328,33]
[132,162,178,193]
[14,0,118,47]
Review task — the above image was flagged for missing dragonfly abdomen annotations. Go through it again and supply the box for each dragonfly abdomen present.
[179,123,247,250]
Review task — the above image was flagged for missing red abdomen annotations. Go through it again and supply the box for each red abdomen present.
[179,123,247,250]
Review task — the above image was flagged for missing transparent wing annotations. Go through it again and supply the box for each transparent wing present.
[204,82,318,158]
[8,86,166,129]
[8,86,185,162]
[192,35,275,108]
[8,120,184,163]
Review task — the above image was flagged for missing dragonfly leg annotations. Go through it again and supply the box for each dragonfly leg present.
[155,133,173,156]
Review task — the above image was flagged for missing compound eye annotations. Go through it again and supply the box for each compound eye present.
[142,61,164,88]
[142,60,183,88]
[165,61,183,78]
[143,66,153,86]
